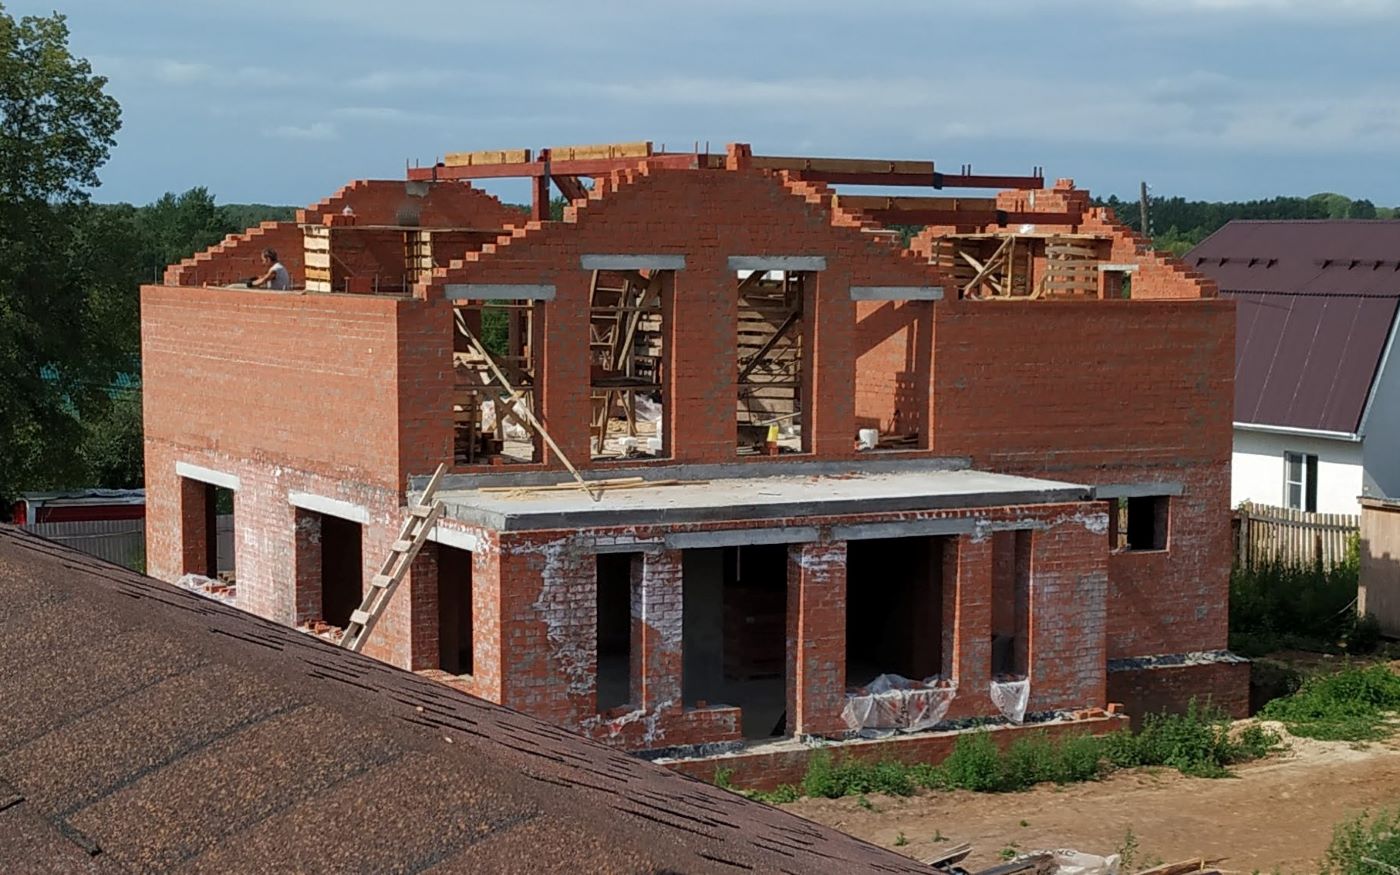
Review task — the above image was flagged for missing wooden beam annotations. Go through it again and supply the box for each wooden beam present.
[444,148,532,166]
[548,140,652,161]
[552,175,589,201]
[454,311,599,501]
[738,311,801,383]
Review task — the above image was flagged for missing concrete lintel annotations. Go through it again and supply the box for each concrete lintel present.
[592,538,665,554]
[831,518,976,541]
[664,527,820,551]
[1093,482,1185,500]
[175,462,240,492]
[444,283,556,301]
[288,491,370,524]
[427,525,482,552]
[728,256,827,272]
[849,286,944,302]
[580,254,686,271]
[1097,263,1140,273]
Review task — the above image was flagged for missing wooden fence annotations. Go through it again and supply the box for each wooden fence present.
[19,514,234,573]
[1233,501,1359,568]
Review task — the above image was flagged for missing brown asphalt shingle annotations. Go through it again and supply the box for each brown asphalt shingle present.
[0,527,927,874]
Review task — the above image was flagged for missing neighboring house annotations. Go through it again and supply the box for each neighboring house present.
[1189,221,1400,514]
[9,487,145,525]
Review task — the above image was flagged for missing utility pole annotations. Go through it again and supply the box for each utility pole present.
[1139,180,1151,237]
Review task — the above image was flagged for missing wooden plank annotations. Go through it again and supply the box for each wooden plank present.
[1134,859,1205,875]
[444,148,532,166]
[549,140,652,161]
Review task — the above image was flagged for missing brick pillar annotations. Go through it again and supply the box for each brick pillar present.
[943,534,993,718]
[292,508,322,626]
[178,478,209,577]
[408,545,440,671]
[631,549,683,711]
[786,540,847,737]
[807,271,857,458]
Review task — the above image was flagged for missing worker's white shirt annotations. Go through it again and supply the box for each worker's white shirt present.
[268,262,290,290]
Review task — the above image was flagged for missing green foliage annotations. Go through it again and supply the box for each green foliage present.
[712,767,734,790]
[0,7,123,500]
[1322,807,1400,875]
[800,752,917,799]
[1229,557,1364,657]
[894,831,908,847]
[1116,828,1142,873]
[747,783,799,805]
[1260,665,1400,741]
[728,703,1281,803]
[1096,191,1393,257]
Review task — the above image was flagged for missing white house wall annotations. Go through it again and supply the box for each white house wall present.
[1362,333,1400,500]
[1232,429,1363,514]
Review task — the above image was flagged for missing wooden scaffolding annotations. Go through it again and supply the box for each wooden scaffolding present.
[452,299,539,464]
[589,269,667,456]
[925,232,1110,300]
[736,271,804,449]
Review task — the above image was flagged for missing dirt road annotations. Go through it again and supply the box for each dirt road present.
[785,725,1400,871]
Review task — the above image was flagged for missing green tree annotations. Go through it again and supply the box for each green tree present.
[0,7,122,501]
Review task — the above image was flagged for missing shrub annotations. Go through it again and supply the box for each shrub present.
[1229,558,1359,657]
[1261,664,1400,741]
[1322,807,1400,875]
[937,732,1004,792]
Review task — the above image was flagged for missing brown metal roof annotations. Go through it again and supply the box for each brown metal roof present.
[0,527,926,874]
[1189,220,1400,433]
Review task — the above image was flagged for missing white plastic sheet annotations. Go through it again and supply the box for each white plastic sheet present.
[841,674,956,734]
[989,678,1030,724]
[1047,850,1121,875]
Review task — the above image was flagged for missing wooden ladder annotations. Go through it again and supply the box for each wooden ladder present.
[339,463,447,654]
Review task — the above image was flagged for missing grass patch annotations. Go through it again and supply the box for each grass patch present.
[1323,806,1400,875]
[740,701,1280,804]
[1260,664,1400,741]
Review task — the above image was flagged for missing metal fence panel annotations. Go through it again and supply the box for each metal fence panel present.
[21,519,146,569]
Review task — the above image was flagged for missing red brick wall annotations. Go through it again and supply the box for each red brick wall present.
[1107,661,1250,728]
[475,501,1108,751]
[931,299,1235,661]
[299,179,525,229]
[164,180,521,288]
[854,299,932,441]
[422,167,942,469]
[163,221,306,288]
[141,285,452,489]
[142,284,454,669]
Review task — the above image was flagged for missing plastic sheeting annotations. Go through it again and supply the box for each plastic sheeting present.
[1046,850,1121,875]
[479,401,530,441]
[989,678,1030,724]
[841,674,956,734]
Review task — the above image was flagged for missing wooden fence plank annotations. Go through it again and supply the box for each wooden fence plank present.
[1233,501,1359,568]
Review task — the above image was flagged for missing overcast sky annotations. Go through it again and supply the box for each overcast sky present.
[15,0,1400,207]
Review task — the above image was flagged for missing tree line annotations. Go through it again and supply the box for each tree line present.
[1097,192,1392,256]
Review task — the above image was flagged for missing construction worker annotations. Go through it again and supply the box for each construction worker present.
[250,248,291,290]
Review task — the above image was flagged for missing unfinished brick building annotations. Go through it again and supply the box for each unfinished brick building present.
[142,141,1242,784]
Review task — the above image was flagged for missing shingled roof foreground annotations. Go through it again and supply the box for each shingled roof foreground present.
[0,527,925,874]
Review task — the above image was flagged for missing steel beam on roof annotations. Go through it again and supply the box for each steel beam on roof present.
[861,209,1080,227]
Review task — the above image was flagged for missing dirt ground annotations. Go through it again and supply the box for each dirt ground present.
[785,723,1400,871]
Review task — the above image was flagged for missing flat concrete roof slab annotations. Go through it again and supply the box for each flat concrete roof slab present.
[437,468,1091,532]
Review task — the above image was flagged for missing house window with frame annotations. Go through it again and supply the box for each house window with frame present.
[1284,452,1318,512]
